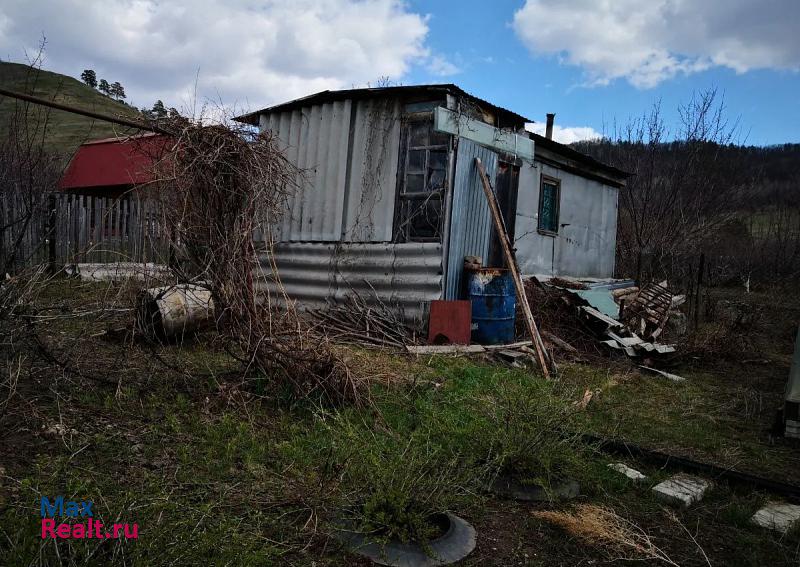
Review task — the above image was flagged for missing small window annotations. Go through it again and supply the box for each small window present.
[538,176,560,234]
[394,117,449,242]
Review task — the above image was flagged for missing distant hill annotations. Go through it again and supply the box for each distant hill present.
[0,61,143,158]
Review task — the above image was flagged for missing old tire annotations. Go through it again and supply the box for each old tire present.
[337,512,476,567]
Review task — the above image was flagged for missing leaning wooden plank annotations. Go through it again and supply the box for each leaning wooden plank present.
[475,157,553,380]
[543,331,579,353]
[406,345,486,355]
[581,306,625,328]
[483,341,533,351]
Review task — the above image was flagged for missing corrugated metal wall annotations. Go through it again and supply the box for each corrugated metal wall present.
[444,139,498,299]
[257,242,442,320]
[342,98,402,242]
[260,98,401,243]
[263,100,351,241]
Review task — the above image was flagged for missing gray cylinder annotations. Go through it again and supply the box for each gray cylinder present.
[137,284,215,339]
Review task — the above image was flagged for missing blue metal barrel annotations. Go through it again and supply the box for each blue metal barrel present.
[466,268,516,345]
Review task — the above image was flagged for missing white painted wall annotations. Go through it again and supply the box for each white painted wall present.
[514,161,618,278]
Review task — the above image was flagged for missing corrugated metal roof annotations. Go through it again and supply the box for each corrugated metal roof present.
[60,134,169,191]
[531,133,631,184]
[235,83,532,127]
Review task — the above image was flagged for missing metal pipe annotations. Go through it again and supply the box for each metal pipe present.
[545,113,555,140]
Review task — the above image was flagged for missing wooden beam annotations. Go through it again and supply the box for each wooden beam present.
[475,157,554,379]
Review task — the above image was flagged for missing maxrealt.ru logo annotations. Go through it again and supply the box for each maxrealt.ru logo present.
[40,496,138,539]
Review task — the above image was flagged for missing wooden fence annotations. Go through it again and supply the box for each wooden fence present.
[1,193,170,273]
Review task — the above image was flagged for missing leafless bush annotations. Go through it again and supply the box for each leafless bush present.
[0,53,64,366]
[147,115,363,404]
[0,63,63,275]
[0,354,23,419]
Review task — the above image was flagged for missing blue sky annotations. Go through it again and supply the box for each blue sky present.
[1,0,797,145]
[403,0,800,145]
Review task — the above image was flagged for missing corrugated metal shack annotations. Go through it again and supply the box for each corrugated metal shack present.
[235,84,628,321]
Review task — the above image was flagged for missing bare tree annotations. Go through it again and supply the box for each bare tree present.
[577,89,747,280]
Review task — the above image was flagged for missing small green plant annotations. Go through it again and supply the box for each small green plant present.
[475,377,585,489]
[322,410,482,545]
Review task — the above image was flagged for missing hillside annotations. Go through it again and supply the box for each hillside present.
[0,61,143,157]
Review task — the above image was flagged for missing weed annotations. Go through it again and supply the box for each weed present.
[534,504,679,565]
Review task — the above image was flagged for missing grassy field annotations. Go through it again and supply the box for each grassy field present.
[0,62,143,158]
[0,279,799,566]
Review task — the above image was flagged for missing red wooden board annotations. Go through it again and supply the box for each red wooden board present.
[428,300,472,345]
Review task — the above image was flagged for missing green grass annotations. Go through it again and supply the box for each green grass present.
[558,362,800,483]
[743,208,800,240]
[2,281,799,565]
[0,61,143,158]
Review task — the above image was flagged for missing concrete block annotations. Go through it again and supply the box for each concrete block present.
[652,474,711,507]
[785,418,800,439]
[751,502,800,533]
[608,463,647,482]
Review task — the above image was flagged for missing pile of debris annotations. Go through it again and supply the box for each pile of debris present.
[526,276,686,363]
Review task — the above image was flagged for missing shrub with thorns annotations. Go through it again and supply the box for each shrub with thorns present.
[149,116,362,405]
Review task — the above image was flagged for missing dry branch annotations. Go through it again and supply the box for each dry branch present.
[146,115,363,405]
[310,289,419,349]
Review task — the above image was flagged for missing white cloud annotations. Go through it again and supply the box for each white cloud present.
[426,54,461,77]
[0,0,435,112]
[525,121,602,144]
[512,0,800,88]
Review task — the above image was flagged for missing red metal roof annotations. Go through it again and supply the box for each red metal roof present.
[60,134,171,191]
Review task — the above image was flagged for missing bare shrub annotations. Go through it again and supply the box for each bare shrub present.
[146,115,363,404]
[0,56,63,275]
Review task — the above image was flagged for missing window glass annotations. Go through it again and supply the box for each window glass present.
[395,118,449,241]
[427,168,445,192]
[539,180,559,233]
[408,149,425,173]
[428,150,447,171]
[406,173,425,193]
[407,199,442,239]
[429,129,450,146]
[410,122,430,146]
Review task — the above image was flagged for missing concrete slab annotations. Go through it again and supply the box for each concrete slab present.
[608,463,647,482]
[652,474,711,507]
[751,502,800,533]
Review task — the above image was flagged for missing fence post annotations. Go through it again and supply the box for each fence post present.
[693,252,705,331]
[46,194,57,274]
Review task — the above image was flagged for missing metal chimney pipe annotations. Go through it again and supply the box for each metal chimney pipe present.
[545,113,555,140]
